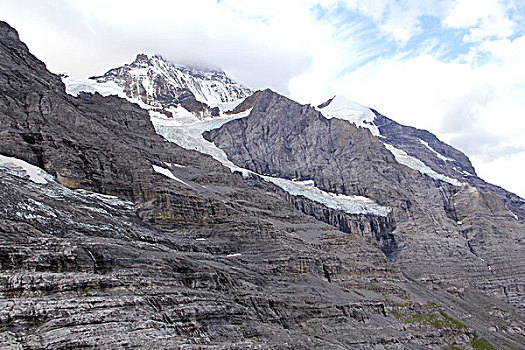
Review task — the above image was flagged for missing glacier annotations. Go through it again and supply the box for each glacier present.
[62,72,392,217]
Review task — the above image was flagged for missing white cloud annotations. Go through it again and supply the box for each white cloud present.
[338,0,452,43]
[444,0,517,42]
[1,0,334,94]
[473,151,525,198]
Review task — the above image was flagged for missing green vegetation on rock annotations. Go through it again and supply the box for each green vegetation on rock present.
[471,334,496,350]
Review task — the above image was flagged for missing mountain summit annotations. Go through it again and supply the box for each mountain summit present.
[96,54,251,116]
[64,53,251,119]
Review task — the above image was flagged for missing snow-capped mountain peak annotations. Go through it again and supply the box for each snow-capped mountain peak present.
[317,95,379,136]
[89,53,252,116]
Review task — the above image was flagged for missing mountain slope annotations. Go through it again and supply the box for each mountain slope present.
[316,95,525,219]
[204,89,525,309]
[372,109,525,219]
[1,20,524,349]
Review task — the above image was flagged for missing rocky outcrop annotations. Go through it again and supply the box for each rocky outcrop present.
[1,20,524,349]
[204,90,459,224]
[204,89,525,310]
[3,166,525,349]
[248,176,397,256]
[374,110,476,179]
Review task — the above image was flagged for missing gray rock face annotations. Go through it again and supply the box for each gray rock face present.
[3,164,525,349]
[204,89,525,310]
[373,110,525,219]
[247,176,397,253]
[205,90,439,210]
[1,20,524,349]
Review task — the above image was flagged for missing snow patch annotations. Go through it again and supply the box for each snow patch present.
[418,139,454,162]
[152,109,254,177]
[152,165,190,187]
[505,206,519,220]
[318,96,379,136]
[261,177,391,216]
[62,77,128,99]
[74,189,134,209]
[0,155,53,184]
[164,162,184,168]
[226,253,242,257]
[453,167,474,177]
[148,104,201,125]
[63,76,162,114]
[383,144,461,186]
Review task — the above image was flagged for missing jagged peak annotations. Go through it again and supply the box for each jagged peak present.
[88,51,252,110]
[100,53,247,88]
[0,21,20,41]
[133,53,149,63]
[125,53,229,79]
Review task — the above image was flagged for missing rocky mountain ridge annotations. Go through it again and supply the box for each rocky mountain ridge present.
[63,27,525,313]
[1,20,524,349]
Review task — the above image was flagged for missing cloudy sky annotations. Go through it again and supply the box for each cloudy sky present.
[2,0,525,197]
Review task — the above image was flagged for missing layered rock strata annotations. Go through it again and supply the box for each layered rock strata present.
[1,21,524,349]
